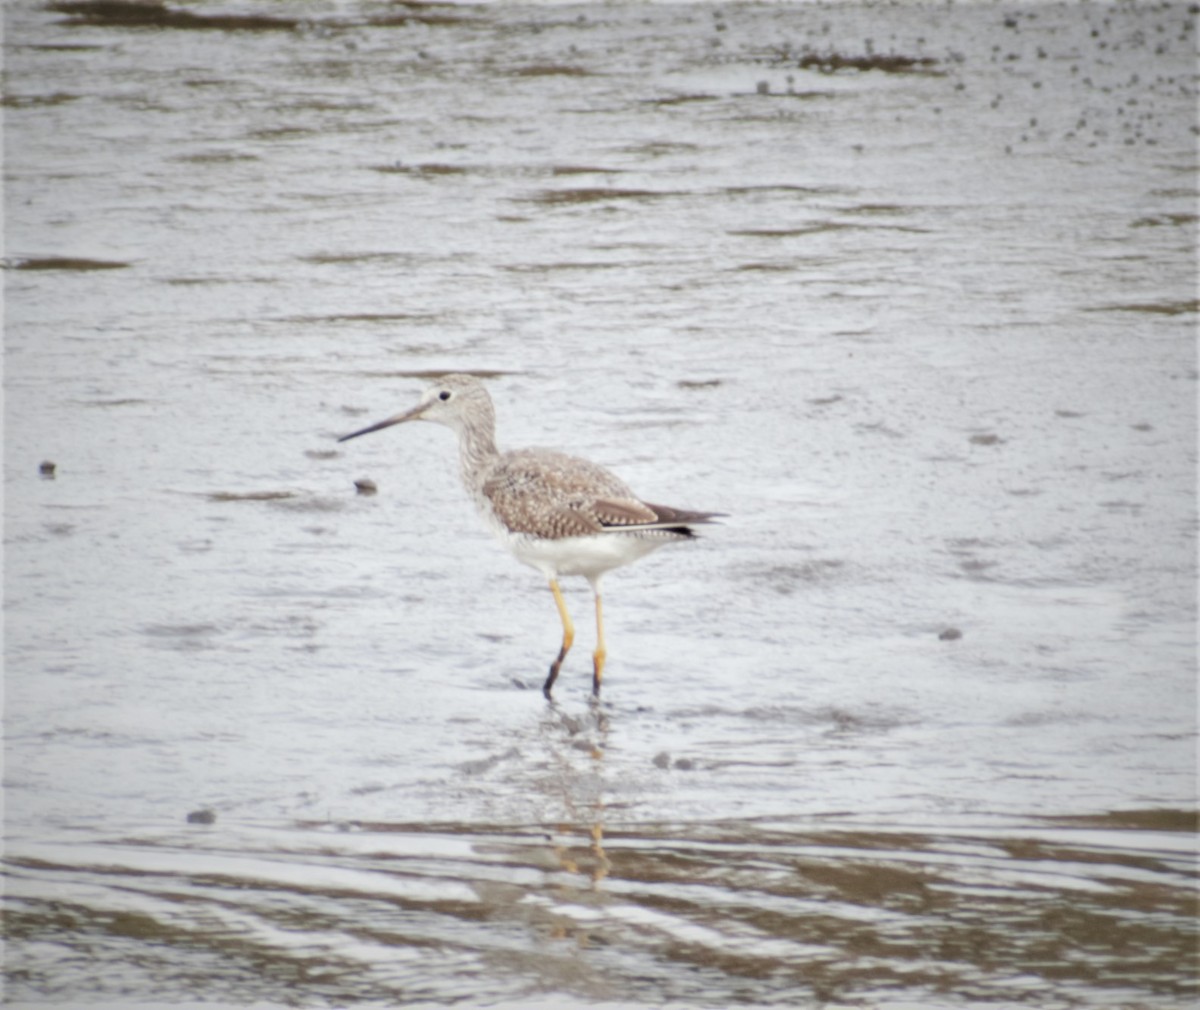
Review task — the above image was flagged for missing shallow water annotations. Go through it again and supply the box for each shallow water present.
[3,1,1197,1007]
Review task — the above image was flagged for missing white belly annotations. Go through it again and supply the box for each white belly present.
[500,529,670,583]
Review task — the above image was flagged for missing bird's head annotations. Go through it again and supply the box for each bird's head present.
[337,373,493,442]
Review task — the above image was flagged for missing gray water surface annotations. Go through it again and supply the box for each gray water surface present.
[4,1,1197,1006]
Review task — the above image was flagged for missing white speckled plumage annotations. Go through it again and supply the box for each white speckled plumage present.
[338,373,721,698]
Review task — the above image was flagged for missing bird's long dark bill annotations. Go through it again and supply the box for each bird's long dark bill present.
[337,404,424,443]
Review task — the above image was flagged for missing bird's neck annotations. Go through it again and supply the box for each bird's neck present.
[454,414,499,491]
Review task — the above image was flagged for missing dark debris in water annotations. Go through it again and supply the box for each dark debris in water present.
[768,46,945,76]
[206,490,299,502]
[642,93,722,107]
[83,398,150,408]
[550,164,625,176]
[371,162,472,176]
[510,64,592,78]
[1047,808,1198,832]
[526,187,675,206]
[285,312,443,327]
[1,92,80,108]
[6,256,130,271]
[652,751,697,771]
[298,251,418,265]
[1131,212,1198,228]
[804,52,943,75]
[47,1,303,31]
[1087,300,1198,316]
[734,262,796,273]
[46,0,473,31]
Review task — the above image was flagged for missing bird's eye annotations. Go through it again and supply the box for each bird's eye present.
[439,390,452,401]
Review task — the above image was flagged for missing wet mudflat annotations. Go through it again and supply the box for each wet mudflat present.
[3,1,1197,1007]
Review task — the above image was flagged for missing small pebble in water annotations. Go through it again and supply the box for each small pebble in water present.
[186,808,217,825]
[939,627,963,641]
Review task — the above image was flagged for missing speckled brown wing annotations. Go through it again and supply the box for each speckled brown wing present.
[483,448,657,539]
[589,497,660,528]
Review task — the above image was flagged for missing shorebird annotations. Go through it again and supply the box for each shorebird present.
[337,374,721,698]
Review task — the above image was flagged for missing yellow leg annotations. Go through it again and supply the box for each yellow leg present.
[591,590,606,697]
[542,579,574,699]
